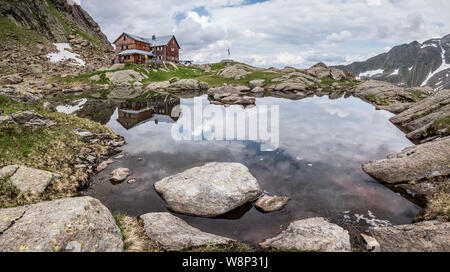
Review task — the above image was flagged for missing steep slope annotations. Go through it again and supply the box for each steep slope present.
[336,34,450,91]
[0,0,114,76]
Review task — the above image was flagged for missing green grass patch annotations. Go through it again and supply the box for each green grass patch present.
[0,95,116,208]
[425,115,450,137]
[45,0,70,34]
[366,94,391,106]
[0,15,44,46]
[420,182,450,222]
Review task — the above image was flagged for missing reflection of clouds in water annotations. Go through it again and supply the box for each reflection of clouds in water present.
[263,96,412,164]
[96,95,420,241]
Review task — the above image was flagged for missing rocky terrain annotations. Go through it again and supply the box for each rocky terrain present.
[336,34,450,91]
[1,55,449,252]
[0,1,448,253]
[0,0,114,80]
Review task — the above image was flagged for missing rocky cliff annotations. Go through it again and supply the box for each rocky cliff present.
[0,0,114,76]
[336,34,450,91]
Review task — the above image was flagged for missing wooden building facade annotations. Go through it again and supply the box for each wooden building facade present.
[113,33,180,64]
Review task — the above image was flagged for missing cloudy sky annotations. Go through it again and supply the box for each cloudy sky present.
[79,0,450,68]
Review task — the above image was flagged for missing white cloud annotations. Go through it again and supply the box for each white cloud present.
[327,31,353,43]
[81,0,450,68]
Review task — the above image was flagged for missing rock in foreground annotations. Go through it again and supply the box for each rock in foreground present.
[0,197,123,252]
[140,212,234,251]
[363,136,450,184]
[154,162,262,217]
[369,221,450,252]
[259,217,351,252]
[362,136,450,205]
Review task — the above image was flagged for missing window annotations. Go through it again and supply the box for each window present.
[123,36,127,41]
[171,48,174,52]
[121,46,124,50]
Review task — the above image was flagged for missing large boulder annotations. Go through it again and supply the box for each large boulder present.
[0,197,123,252]
[154,162,262,217]
[140,212,234,251]
[169,79,208,91]
[105,70,145,85]
[259,217,351,252]
[369,221,450,252]
[218,65,251,79]
[362,137,450,205]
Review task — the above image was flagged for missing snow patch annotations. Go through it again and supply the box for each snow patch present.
[390,69,399,76]
[56,98,87,114]
[421,41,450,87]
[356,69,384,80]
[421,43,438,49]
[47,43,86,66]
[67,0,81,5]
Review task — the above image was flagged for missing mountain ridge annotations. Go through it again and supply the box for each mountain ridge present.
[336,34,450,91]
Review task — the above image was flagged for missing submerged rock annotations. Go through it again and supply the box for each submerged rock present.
[369,221,450,252]
[154,162,262,217]
[0,197,123,252]
[259,217,351,252]
[140,212,234,251]
[255,196,290,212]
[110,168,131,183]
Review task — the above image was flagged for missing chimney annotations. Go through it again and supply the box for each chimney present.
[152,35,156,40]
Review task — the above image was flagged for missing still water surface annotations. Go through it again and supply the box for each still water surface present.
[84,95,421,245]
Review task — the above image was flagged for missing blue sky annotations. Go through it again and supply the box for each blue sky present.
[80,0,450,68]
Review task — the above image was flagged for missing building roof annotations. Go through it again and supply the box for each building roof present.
[149,35,174,47]
[113,33,180,48]
[124,33,150,44]
[118,49,154,56]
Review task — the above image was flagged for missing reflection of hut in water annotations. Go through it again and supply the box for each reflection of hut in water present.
[117,96,180,129]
